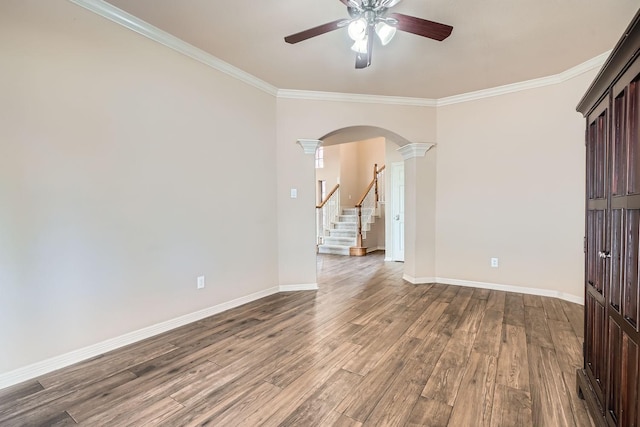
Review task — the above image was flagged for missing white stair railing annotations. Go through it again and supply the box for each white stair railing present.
[377,166,385,204]
[316,184,340,245]
[359,182,377,236]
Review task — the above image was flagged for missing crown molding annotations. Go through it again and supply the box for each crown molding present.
[436,51,611,106]
[560,51,612,82]
[278,52,610,107]
[277,89,437,107]
[68,0,278,96]
[69,0,609,108]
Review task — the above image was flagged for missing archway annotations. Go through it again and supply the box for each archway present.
[301,125,436,285]
[314,132,402,263]
[319,126,412,147]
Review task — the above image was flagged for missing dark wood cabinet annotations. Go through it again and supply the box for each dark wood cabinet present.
[577,9,640,427]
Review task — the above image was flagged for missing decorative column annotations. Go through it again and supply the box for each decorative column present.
[399,143,437,284]
[276,138,323,291]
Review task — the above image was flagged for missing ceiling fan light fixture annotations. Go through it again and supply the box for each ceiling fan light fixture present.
[351,37,369,54]
[375,21,396,45]
[348,18,367,41]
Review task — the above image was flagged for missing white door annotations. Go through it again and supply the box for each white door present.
[391,162,405,261]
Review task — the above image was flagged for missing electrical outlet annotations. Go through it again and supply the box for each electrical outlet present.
[197,275,205,289]
[491,258,499,268]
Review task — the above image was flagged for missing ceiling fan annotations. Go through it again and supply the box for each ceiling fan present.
[284,0,453,69]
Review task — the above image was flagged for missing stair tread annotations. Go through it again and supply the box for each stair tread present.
[318,204,380,257]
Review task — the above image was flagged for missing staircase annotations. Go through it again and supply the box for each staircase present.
[316,163,385,256]
[317,207,375,255]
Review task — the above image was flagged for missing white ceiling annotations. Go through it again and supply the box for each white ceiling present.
[104,0,639,99]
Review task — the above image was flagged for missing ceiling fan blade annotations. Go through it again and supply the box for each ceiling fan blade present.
[284,19,346,44]
[378,0,402,9]
[339,0,362,8]
[389,13,452,41]
[355,34,374,69]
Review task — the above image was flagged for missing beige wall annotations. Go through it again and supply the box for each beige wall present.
[355,137,386,196]
[315,145,340,204]
[0,0,278,374]
[435,70,597,298]
[339,143,360,206]
[335,138,386,207]
[276,98,437,286]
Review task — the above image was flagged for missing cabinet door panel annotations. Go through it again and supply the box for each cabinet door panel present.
[597,114,608,198]
[586,292,607,400]
[628,78,640,194]
[625,209,640,328]
[608,318,622,424]
[611,209,624,312]
[587,109,609,200]
[613,90,627,196]
[621,333,638,427]
[587,209,607,294]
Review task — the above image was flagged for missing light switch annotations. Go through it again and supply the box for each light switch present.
[290,188,297,199]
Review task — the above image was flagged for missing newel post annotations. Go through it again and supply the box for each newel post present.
[350,205,366,257]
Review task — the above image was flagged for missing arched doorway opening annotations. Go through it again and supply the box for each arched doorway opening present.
[314,126,411,272]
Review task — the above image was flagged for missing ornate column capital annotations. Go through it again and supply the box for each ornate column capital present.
[397,143,436,160]
[297,139,322,155]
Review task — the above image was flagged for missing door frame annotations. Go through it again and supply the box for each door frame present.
[390,161,405,262]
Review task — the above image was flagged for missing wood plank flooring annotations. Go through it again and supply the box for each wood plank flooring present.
[0,252,593,426]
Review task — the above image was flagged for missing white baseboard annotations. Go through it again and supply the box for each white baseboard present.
[0,283,317,390]
[1,273,581,390]
[279,283,319,292]
[403,275,584,305]
[403,275,437,284]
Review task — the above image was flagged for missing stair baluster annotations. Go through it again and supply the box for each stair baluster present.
[316,184,340,246]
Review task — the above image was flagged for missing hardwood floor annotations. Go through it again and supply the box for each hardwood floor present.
[0,252,593,426]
